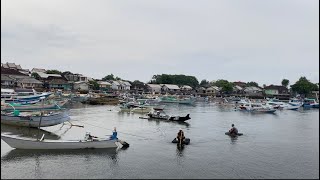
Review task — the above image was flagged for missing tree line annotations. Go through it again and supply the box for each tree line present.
[31,70,319,96]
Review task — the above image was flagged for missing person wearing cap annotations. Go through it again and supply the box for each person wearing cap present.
[177,128,185,144]
[229,124,238,135]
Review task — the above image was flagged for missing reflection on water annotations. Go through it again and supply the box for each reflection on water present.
[1,124,61,140]
[147,118,190,127]
[1,148,118,162]
[229,136,239,144]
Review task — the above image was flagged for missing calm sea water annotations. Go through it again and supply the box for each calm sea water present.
[1,102,319,179]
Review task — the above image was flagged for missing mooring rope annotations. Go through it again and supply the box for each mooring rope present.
[77,121,153,140]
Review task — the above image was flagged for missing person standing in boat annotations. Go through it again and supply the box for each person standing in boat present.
[110,127,118,140]
[229,124,238,135]
[177,128,185,144]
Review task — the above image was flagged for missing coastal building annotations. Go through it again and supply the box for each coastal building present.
[31,68,47,74]
[111,81,121,90]
[73,81,90,91]
[264,85,290,100]
[161,84,180,94]
[118,81,131,90]
[97,81,112,91]
[1,67,41,89]
[147,84,162,94]
[2,62,30,76]
[244,86,263,97]
[232,85,244,95]
[206,86,220,96]
[1,75,15,88]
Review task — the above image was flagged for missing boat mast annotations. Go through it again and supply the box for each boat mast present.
[37,96,45,141]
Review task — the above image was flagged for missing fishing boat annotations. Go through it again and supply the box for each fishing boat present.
[1,99,69,111]
[0,133,128,150]
[302,98,319,108]
[288,98,303,106]
[2,88,52,103]
[131,106,153,113]
[238,102,276,113]
[1,109,71,127]
[146,111,191,122]
[158,96,195,105]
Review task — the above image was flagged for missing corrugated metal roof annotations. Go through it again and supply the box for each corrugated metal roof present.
[147,84,162,88]
[163,84,180,90]
[181,85,192,89]
[98,81,111,85]
[37,72,61,78]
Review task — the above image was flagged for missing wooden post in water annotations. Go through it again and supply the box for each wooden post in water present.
[37,97,45,141]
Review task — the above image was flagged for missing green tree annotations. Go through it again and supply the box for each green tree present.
[290,77,319,96]
[102,74,117,81]
[131,80,146,90]
[200,79,210,87]
[215,79,233,93]
[46,69,62,74]
[246,81,259,87]
[31,72,41,80]
[88,80,100,90]
[148,74,199,88]
[281,79,289,88]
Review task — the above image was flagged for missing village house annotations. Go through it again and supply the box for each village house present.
[206,86,221,96]
[2,62,30,75]
[118,80,131,91]
[232,85,244,95]
[264,85,290,99]
[161,84,180,94]
[244,86,263,97]
[97,81,112,91]
[147,84,162,94]
[111,81,121,90]
[73,81,90,91]
[31,68,47,74]
[1,67,42,89]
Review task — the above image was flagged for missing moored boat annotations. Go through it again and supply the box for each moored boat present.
[0,134,127,150]
[1,109,71,127]
[1,99,69,111]
[146,111,191,122]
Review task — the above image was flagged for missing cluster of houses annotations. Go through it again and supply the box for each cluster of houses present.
[1,62,291,99]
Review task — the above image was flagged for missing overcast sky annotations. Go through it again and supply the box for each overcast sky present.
[1,0,319,85]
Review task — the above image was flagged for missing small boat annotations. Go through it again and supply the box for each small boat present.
[146,111,191,122]
[302,98,319,108]
[1,109,71,127]
[288,98,303,107]
[225,132,243,137]
[1,99,69,111]
[130,106,153,113]
[159,96,196,105]
[237,102,276,113]
[172,138,190,145]
[0,133,128,150]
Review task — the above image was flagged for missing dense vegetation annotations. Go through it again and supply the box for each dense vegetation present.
[290,77,319,96]
[149,74,199,88]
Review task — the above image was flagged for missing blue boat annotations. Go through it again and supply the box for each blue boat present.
[302,98,319,108]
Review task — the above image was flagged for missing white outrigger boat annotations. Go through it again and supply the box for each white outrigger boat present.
[1,109,71,127]
[1,133,129,150]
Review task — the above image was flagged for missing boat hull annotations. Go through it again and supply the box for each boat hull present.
[1,111,70,127]
[1,135,118,149]
[1,100,68,111]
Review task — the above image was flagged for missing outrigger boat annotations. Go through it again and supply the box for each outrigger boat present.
[1,133,129,150]
[146,111,191,122]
